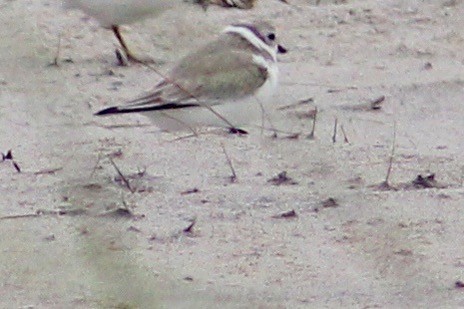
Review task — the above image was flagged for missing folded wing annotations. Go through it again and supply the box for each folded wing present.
[95,50,268,116]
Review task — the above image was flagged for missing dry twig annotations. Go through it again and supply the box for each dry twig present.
[221,143,237,182]
[379,122,397,189]
[109,157,135,193]
[332,117,338,143]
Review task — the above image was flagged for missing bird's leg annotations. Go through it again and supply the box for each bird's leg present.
[111,25,143,64]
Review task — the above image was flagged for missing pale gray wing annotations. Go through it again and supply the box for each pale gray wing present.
[125,49,268,109]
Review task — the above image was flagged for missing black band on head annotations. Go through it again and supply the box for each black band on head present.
[231,24,267,44]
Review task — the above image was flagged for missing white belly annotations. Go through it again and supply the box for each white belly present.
[62,0,173,27]
[145,65,279,132]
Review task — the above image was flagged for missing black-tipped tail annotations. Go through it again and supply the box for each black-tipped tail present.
[95,102,200,116]
[95,106,125,116]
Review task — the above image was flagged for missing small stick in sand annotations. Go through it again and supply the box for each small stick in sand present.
[98,197,136,218]
[0,213,40,220]
[271,209,297,219]
[181,188,200,195]
[221,143,237,183]
[90,153,103,178]
[115,49,127,67]
[34,167,63,175]
[49,35,62,67]
[332,117,338,143]
[12,161,21,173]
[277,97,313,111]
[380,122,397,189]
[340,124,349,143]
[307,106,318,140]
[2,150,13,160]
[109,157,135,193]
[2,150,21,173]
[183,218,196,234]
[0,208,87,220]
[370,95,385,110]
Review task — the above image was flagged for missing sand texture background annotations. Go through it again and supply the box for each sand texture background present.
[1,0,464,307]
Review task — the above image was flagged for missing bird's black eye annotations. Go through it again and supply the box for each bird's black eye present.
[267,33,276,41]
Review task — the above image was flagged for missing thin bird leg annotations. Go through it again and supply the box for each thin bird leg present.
[111,25,142,63]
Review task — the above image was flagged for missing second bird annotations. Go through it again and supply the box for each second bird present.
[63,0,176,63]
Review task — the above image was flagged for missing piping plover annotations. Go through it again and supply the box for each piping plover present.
[62,0,176,63]
[95,22,287,133]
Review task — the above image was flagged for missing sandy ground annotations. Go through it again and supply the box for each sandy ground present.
[1,0,464,307]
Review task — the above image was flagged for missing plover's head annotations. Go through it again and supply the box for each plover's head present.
[224,21,287,61]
